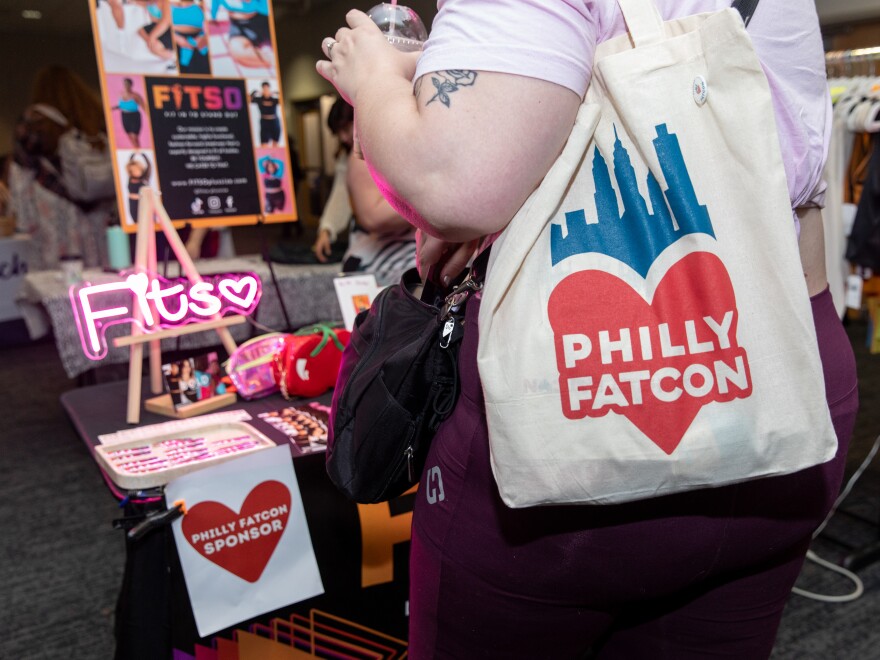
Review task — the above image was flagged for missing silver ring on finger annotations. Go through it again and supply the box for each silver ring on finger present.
[326,39,337,59]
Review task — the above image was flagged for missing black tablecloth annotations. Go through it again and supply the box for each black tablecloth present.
[61,381,412,659]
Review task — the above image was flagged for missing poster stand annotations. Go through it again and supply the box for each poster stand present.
[113,187,241,424]
[256,216,293,332]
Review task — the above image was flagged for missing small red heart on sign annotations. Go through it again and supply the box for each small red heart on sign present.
[182,480,291,583]
[548,252,752,454]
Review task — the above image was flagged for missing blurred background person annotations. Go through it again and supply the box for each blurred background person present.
[7,65,115,269]
[312,97,416,285]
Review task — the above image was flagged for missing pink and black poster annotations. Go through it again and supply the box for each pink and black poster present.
[88,0,297,231]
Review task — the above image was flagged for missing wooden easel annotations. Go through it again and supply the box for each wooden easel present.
[113,188,243,424]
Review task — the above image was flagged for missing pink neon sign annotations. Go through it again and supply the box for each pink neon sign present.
[70,271,262,361]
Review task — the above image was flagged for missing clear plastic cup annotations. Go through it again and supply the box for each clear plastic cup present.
[367,2,427,52]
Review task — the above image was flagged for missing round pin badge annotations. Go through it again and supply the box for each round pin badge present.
[693,75,708,106]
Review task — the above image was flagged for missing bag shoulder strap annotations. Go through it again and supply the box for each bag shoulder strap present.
[731,0,760,27]
[619,0,760,46]
[470,246,491,285]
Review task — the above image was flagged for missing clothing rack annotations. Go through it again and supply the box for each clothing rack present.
[815,47,880,571]
[826,46,880,77]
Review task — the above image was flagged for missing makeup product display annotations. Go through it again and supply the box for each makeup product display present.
[258,403,330,455]
[95,412,275,488]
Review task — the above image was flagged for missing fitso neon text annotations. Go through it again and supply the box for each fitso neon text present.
[70,272,261,361]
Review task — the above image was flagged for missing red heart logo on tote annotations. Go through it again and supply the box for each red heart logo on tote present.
[548,252,752,454]
[182,480,291,583]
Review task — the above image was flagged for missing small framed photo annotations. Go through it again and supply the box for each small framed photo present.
[161,352,226,411]
[333,274,380,331]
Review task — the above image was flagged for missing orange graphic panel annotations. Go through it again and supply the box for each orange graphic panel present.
[210,609,407,659]
[237,631,313,660]
[215,637,240,660]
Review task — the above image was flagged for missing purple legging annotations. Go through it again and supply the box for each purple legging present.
[410,287,858,659]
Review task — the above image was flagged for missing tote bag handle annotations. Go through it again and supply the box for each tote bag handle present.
[617,0,664,48]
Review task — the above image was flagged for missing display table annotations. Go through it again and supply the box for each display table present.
[62,380,412,659]
[19,257,344,379]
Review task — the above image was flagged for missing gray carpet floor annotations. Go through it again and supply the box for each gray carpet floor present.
[0,317,878,659]
[0,335,123,659]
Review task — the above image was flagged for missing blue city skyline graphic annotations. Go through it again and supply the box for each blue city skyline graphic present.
[550,124,714,277]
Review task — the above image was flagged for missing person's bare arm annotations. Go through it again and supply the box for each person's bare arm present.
[317,11,579,243]
[316,156,353,240]
[797,206,828,296]
[313,155,353,262]
[148,0,172,52]
[107,0,125,29]
[346,155,411,235]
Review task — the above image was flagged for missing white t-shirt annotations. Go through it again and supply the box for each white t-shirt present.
[415,0,831,211]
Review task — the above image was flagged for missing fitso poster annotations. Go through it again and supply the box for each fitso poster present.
[88,0,297,232]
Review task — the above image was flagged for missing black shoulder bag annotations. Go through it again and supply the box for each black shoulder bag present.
[327,256,486,503]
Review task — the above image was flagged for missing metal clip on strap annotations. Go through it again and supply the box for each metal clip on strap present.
[441,277,481,321]
[440,248,490,320]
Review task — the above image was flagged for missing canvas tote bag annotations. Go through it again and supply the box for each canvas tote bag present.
[477,0,838,507]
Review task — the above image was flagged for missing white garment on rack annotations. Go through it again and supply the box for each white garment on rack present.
[822,68,880,312]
